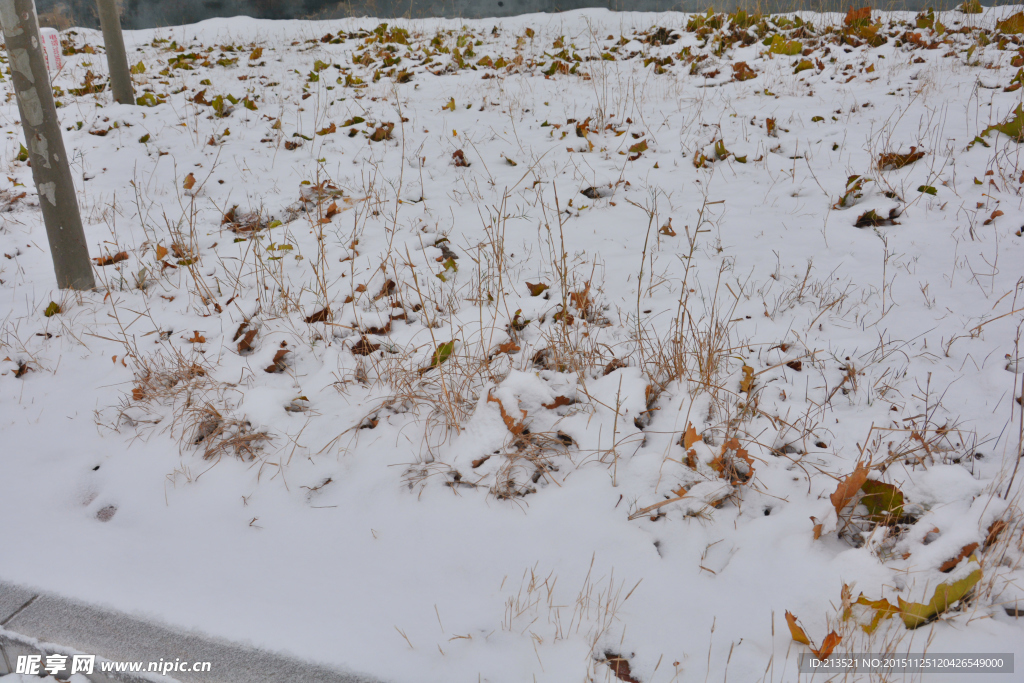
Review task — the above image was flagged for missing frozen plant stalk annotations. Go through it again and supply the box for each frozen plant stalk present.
[0,0,95,289]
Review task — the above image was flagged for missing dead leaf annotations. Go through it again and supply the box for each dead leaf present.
[732,61,757,81]
[740,364,754,393]
[187,331,206,343]
[878,147,925,170]
[785,611,811,645]
[542,396,574,409]
[304,308,330,324]
[526,282,549,296]
[831,464,870,515]
[711,437,755,484]
[939,542,979,572]
[812,632,841,660]
[264,348,289,373]
[985,520,1008,548]
[452,149,470,167]
[155,245,168,260]
[183,173,196,190]
[497,340,520,355]
[374,279,396,300]
[94,252,129,266]
[682,423,700,449]
[659,218,676,236]
[811,516,824,540]
[237,329,257,354]
[487,390,527,435]
[351,336,380,356]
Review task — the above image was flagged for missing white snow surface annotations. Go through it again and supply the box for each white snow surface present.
[1,6,1024,682]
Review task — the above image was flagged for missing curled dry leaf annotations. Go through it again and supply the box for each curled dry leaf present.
[351,336,380,356]
[237,329,257,354]
[526,282,549,296]
[878,147,925,170]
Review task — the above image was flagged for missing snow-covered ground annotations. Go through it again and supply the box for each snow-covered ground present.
[2,6,1024,682]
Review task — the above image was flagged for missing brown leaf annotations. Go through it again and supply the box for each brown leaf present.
[374,279,396,300]
[237,329,257,354]
[542,396,574,409]
[939,542,979,572]
[604,653,641,683]
[526,282,549,296]
[369,122,394,142]
[785,611,811,645]
[659,218,676,236]
[284,140,301,150]
[131,387,145,401]
[711,437,755,484]
[732,61,757,81]
[830,464,870,515]
[878,147,925,170]
[497,340,520,355]
[304,308,330,324]
[183,173,196,190]
[350,336,380,356]
[264,348,289,373]
[844,6,872,26]
[452,149,470,167]
[155,245,168,260]
[316,122,337,136]
[985,520,1008,548]
[786,359,803,371]
[94,251,129,266]
[187,331,206,344]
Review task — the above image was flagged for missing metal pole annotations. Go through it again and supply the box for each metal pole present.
[0,0,96,290]
[95,0,134,105]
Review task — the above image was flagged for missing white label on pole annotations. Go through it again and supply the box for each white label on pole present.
[39,27,62,72]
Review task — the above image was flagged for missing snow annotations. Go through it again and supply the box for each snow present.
[1,5,1023,682]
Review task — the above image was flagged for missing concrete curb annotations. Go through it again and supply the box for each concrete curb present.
[0,581,386,683]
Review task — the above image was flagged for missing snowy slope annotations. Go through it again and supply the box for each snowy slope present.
[1,6,1023,682]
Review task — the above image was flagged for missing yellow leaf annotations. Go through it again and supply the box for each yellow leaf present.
[740,364,754,393]
[898,560,982,629]
[785,611,811,645]
[853,595,899,634]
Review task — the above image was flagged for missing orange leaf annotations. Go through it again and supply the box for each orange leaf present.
[183,173,196,190]
[811,632,841,660]
[131,387,145,401]
[487,390,527,435]
[785,611,811,645]
[939,542,979,573]
[187,331,206,343]
[683,423,700,449]
[811,516,823,540]
[94,251,129,266]
[542,396,573,409]
[156,245,168,260]
[830,464,869,515]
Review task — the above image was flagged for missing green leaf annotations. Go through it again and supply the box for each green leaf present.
[859,479,904,521]
[130,61,146,74]
[898,560,982,629]
[811,115,824,122]
[997,12,1024,34]
[44,301,60,317]
[426,340,456,370]
[16,144,29,162]
[768,35,803,56]
[917,185,937,196]
[342,116,365,126]
[794,59,814,73]
[980,103,1024,142]
[526,282,548,296]
[138,133,150,143]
